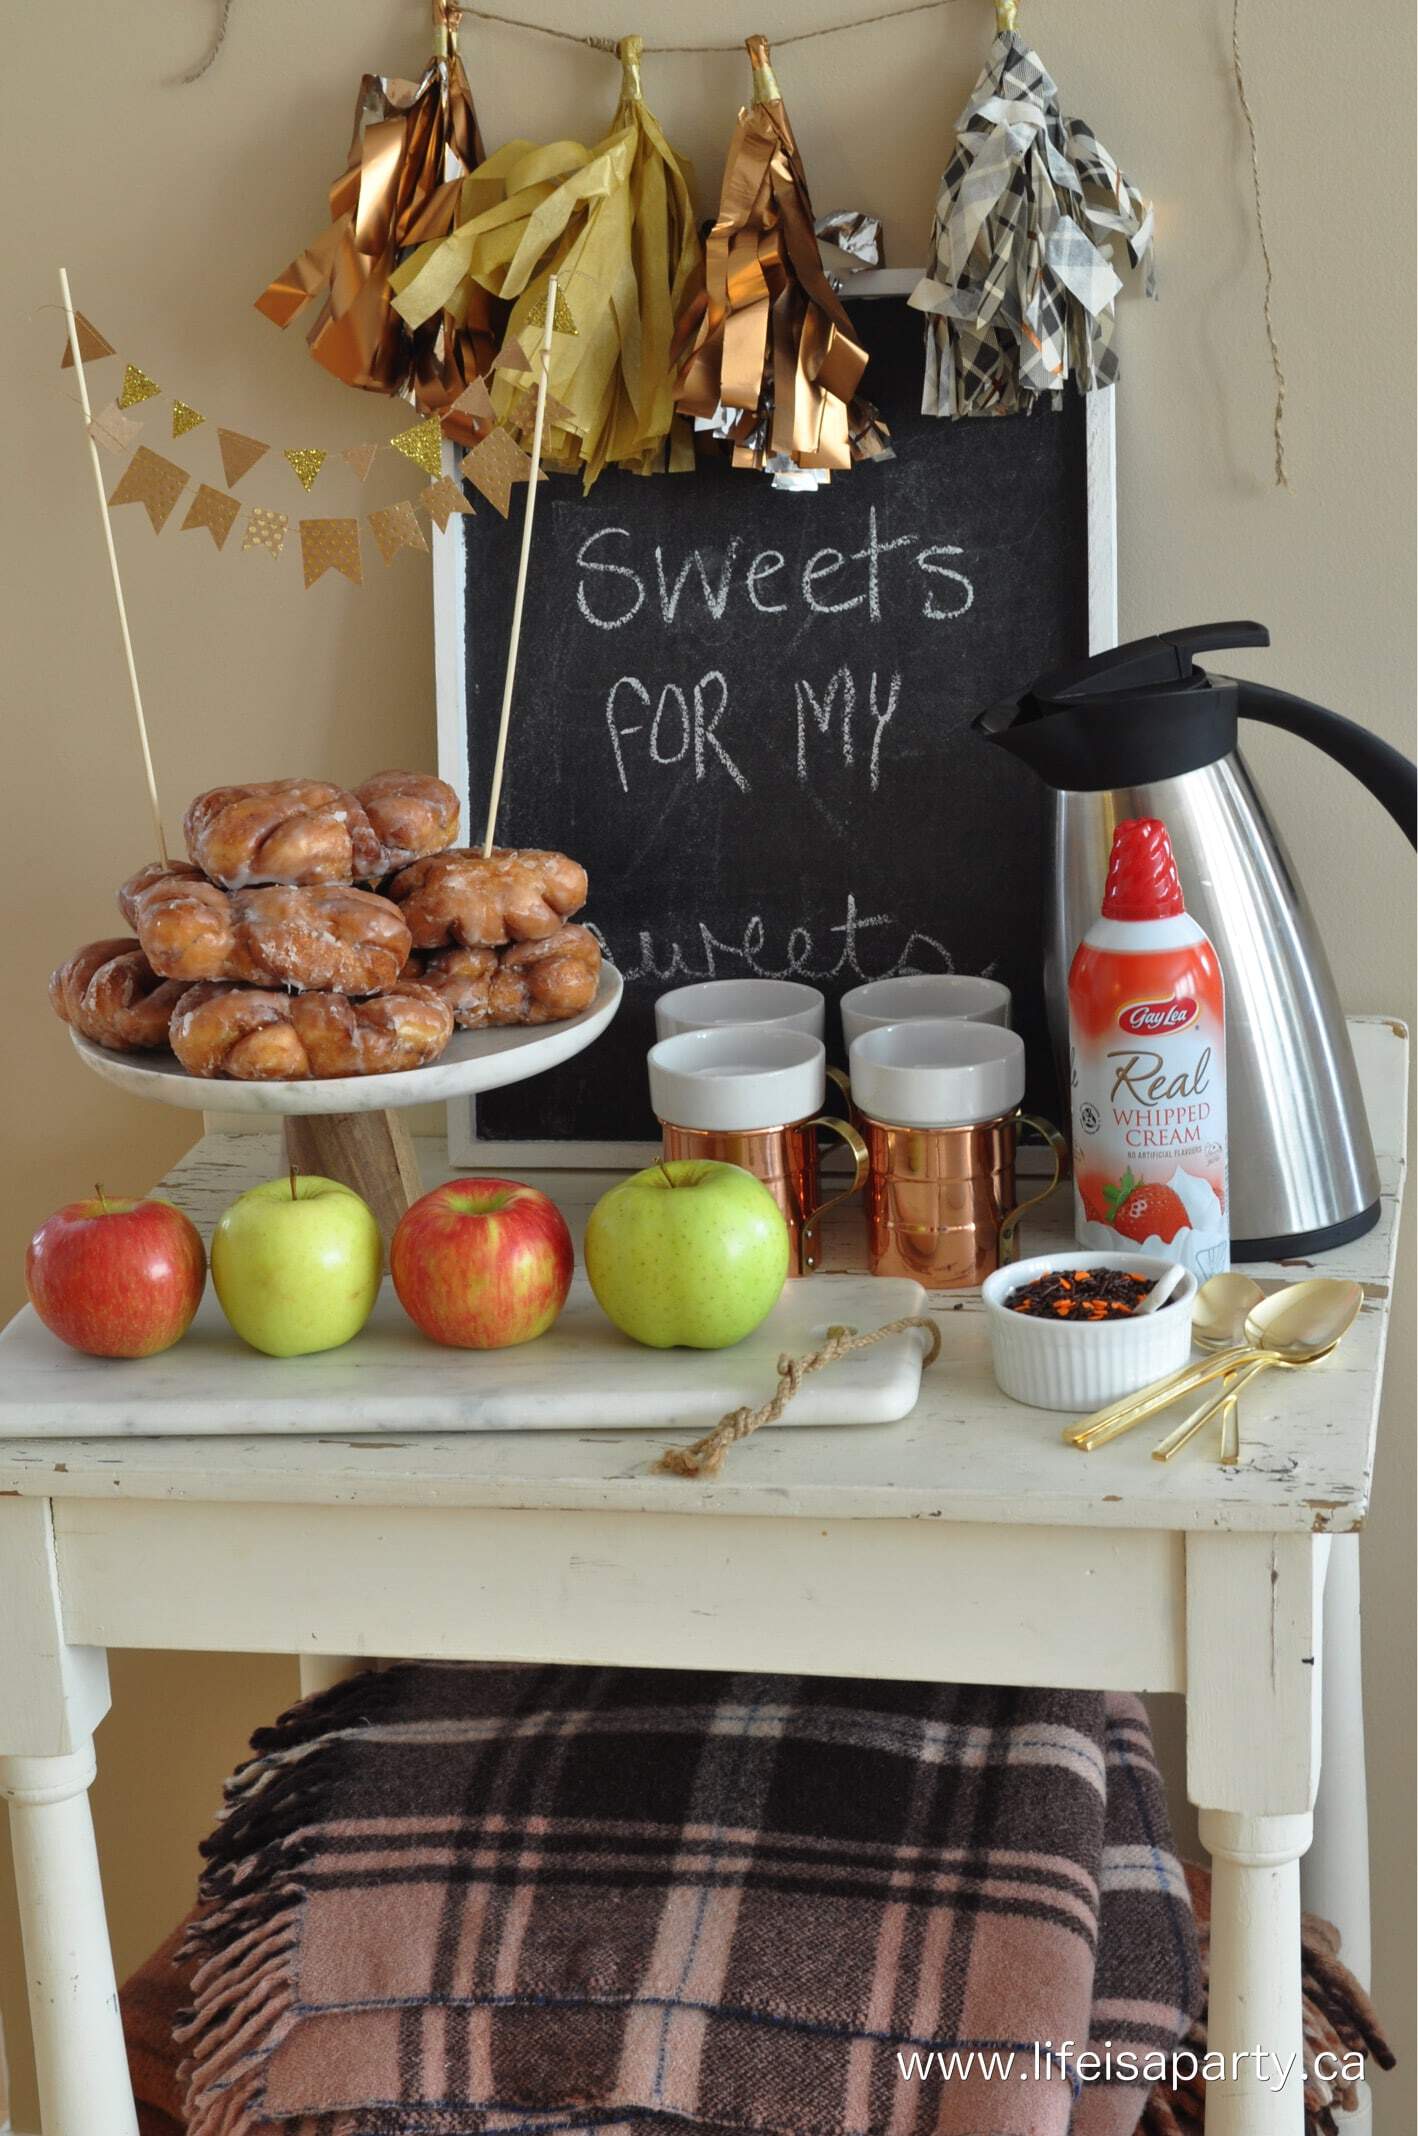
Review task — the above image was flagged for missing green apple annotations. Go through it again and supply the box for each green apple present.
[584,1159,790,1350]
[211,1173,382,1357]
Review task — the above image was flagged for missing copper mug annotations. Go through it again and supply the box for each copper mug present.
[648,1028,867,1273]
[849,1020,1066,1286]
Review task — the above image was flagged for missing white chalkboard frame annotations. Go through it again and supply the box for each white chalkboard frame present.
[436,360,1118,1171]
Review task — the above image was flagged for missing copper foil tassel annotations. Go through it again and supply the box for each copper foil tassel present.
[675,37,890,486]
[255,3,503,444]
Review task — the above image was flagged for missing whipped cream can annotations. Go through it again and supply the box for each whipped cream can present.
[1068,817,1229,1278]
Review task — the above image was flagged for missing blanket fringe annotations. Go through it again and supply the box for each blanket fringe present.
[177,1665,415,2136]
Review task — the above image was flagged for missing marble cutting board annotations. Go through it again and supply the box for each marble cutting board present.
[0,1274,931,1438]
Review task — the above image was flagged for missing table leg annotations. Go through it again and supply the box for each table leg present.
[298,1654,376,1697]
[1187,1532,1325,2135]
[1303,1534,1373,2133]
[0,1498,134,2136]
[0,1750,134,2136]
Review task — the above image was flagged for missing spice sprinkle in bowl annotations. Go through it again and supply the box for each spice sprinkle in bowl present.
[981,1249,1198,1412]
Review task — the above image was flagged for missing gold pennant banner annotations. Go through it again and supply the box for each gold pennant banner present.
[117,363,161,410]
[243,506,289,560]
[284,446,327,493]
[300,518,363,588]
[61,312,115,368]
[389,414,444,478]
[64,313,547,589]
[89,401,143,455]
[218,427,270,488]
[108,446,188,532]
[422,474,473,529]
[368,499,430,565]
[182,484,241,550]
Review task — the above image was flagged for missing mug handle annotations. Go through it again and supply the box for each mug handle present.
[799,1113,870,1270]
[998,1113,1068,1264]
[825,1064,853,1107]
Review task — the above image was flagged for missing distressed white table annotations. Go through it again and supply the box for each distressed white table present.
[0,1016,1406,2136]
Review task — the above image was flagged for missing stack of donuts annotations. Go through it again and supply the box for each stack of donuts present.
[49,773,602,1080]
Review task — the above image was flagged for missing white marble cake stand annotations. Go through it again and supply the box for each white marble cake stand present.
[69,965,623,1236]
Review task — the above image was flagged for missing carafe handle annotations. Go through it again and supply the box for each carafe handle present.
[998,1114,1069,1264]
[1233,678,1416,846]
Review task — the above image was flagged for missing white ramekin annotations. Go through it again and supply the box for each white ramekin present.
[981,1250,1198,1412]
[655,978,825,1041]
[840,973,1011,1049]
[647,1026,827,1132]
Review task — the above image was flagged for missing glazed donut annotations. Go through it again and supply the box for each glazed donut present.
[387,847,588,949]
[183,778,384,888]
[412,925,601,1028]
[120,864,411,996]
[49,938,188,1052]
[169,982,454,1080]
[354,772,460,871]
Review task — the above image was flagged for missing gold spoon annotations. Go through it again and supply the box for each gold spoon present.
[1151,1278,1363,1462]
[1065,1272,1264,1451]
[1188,1273,1263,1464]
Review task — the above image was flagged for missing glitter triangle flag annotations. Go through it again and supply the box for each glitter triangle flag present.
[421,474,473,531]
[218,427,270,487]
[60,313,115,368]
[117,363,162,410]
[88,401,142,455]
[107,445,188,533]
[284,446,327,493]
[388,414,444,479]
[523,285,578,336]
[300,518,363,588]
[181,484,241,550]
[170,399,205,439]
[460,429,542,519]
[342,442,381,482]
[367,499,430,565]
[242,506,289,560]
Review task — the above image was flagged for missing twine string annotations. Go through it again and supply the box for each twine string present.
[175,0,1289,489]
[1230,0,1289,488]
[655,1314,943,1479]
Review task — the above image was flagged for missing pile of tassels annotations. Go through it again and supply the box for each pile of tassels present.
[257,1,1155,484]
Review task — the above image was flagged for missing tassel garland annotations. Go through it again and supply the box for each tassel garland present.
[255,1,501,443]
[392,37,701,489]
[675,37,891,489]
[909,21,1155,418]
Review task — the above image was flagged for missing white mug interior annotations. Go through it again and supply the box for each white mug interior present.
[848,1018,1026,1129]
[648,1025,828,1133]
[840,973,1011,1051]
[655,978,825,1041]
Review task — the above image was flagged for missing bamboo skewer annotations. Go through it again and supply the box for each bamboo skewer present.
[481,273,559,858]
[58,267,168,867]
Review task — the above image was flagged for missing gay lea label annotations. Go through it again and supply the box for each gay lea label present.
[1069,942,1229,1279]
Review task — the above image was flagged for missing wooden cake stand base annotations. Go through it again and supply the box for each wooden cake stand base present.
[282,1111,423,1244]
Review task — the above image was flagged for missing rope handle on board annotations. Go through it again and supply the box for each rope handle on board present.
[655,1315,943,1479]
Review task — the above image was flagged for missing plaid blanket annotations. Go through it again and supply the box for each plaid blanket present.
[178,1664,1201,2136]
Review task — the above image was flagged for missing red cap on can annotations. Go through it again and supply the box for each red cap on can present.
[1101,818,1186,921]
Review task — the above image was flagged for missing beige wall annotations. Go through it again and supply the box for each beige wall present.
[2,0,1412,2124]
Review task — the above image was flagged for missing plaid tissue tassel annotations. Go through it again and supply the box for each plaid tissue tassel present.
[909,24,1156,417]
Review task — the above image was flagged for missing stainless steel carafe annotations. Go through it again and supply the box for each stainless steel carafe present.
[976,622,1416,1257]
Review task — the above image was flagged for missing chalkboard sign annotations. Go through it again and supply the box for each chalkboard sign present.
[437,296,1112,1156]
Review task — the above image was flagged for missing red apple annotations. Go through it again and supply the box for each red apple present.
[26,1192,207,1358]
[391,1178,573,1349]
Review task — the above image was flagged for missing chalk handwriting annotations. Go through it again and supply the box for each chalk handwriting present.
[590,892,956,987]
[604,670,748,796]
[573,509,975,630]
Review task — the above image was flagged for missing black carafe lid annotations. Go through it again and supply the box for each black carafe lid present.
[975,621,1271,792]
